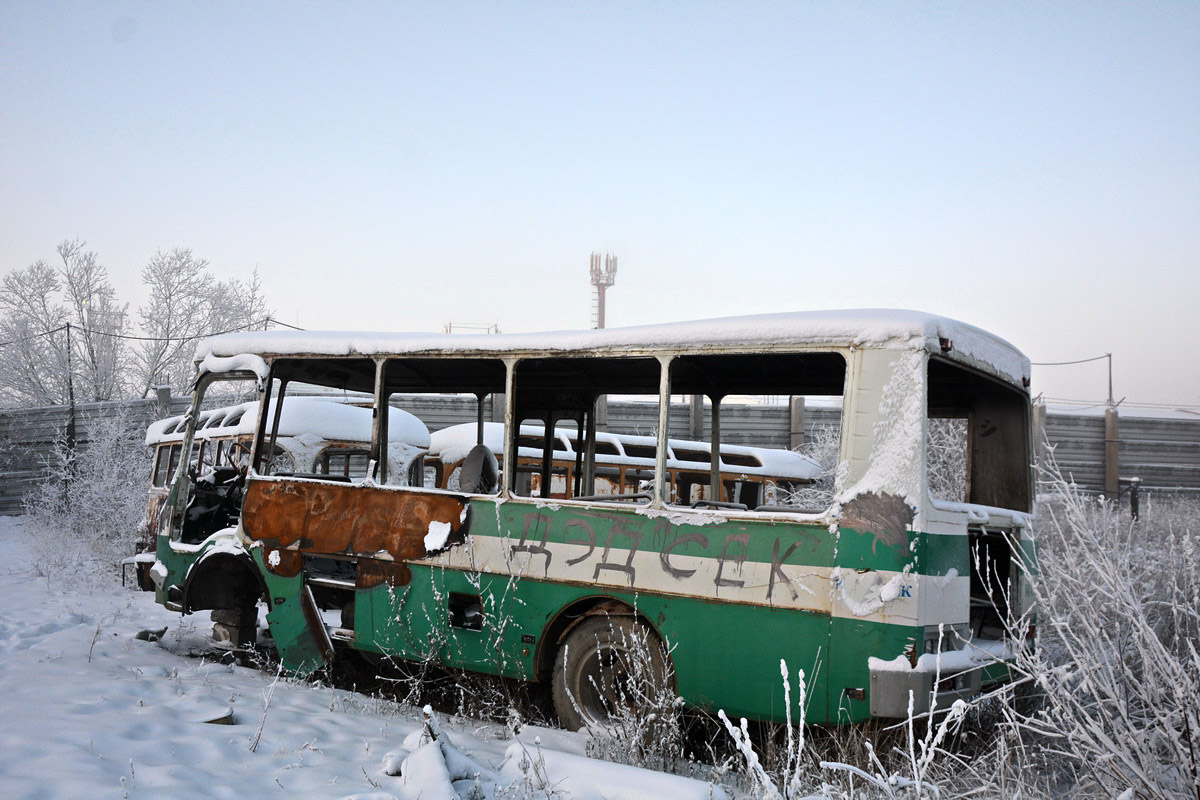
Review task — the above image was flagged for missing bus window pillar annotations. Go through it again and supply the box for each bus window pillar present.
[263,378,289,475]
[573,413,586,497]
[501,358,518,497]
[653,356,673,509]
[540,411,555,499]
[709,394,724,502]
[583,402,597,496]
[475,392,487,445]
[372,359,389,485]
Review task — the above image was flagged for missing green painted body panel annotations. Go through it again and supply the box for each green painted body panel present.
[152,534,198,607]
[251,549,328,673]
[647,597,837,723]
[154,494,1013,726]
[979,660,1014,686]
[350,562,848,723]
[827,616,921,722]
[332,495,955,725]
[916,532,970,578]
[475,498,959,576]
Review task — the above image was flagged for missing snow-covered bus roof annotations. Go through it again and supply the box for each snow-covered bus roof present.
[145,397,430,449]
[430,422,821,481]
[195,310,1031,389]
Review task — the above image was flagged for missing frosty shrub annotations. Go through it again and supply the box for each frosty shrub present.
[785,424,840,509]
[716,659,982,800]
[785,419,966,510]
[24,409,152,582]
[1007,474,1200,800]
[577,615,686,775]
[925,418,966,501]
[714,463,1199,799]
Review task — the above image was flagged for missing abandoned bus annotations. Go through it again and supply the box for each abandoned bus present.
[426,421,822,506]
[150,310,1035,727]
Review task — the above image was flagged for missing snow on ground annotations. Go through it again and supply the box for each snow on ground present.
[0,517,728,800]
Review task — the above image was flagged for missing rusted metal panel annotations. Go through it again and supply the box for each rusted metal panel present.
[840,492,915,555]
[242,477,468,563]
[268,548,304,578]
[357,559,412,589]
[144,492,167,539]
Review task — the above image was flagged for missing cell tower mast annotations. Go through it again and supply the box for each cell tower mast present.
[589,252,617,329]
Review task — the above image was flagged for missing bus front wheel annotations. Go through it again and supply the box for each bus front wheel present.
[550,615,672,731]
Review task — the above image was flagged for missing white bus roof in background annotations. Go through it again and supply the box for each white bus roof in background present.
[195,309,1031,389]
[145,397,430,449]
[429,422,822,481]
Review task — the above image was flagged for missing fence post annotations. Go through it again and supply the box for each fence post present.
[789,396,806,451]
[1031,399,1047,472]
[154,385,172,418]
[689,394,704,439]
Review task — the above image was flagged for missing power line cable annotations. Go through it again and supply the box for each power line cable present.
[1031,354,1111,366]
[0,318,278,346]
[75,318,272,341]
[0,324,69,348]
[264,317,305,331]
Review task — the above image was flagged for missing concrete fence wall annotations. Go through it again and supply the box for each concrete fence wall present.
[1042,411,1200,495]
[2,395,1197,515]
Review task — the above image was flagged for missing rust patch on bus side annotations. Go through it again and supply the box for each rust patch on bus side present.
[241,478,468,562]
[357,559,413,589]
[840,492,914,554]
[144,493,167,540]
[262,547,304,578]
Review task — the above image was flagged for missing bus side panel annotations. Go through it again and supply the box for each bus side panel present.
[355,565,524,675]
[251,547,332,673]
[353,562,835,724]
[648,598,833,724]
[827,616,920,723]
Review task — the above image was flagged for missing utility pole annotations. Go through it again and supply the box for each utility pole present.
[63,322,77,512]
[64,322,76,455]
[1104,352,1120,496]
[589,253,617,329]
[589,253,618,431]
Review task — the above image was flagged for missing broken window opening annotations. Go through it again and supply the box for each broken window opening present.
[508,356,663,504]
[667,352,846,513]
[381,358,507,492]
[927,357,1031,512]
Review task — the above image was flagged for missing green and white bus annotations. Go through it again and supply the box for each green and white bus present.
[150,310,1035,727]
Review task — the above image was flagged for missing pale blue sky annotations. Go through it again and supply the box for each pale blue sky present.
[1,1,1197,406]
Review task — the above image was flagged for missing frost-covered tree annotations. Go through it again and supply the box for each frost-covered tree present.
[57,240,130,402]
[0,240,129,406]
[134,249,270,397]
[0,240,271,406]
[24,407,152,580]
[0,260,69,406]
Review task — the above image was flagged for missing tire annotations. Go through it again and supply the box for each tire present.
[550,614,672,731]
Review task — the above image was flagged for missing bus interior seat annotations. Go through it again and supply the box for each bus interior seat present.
[459,444,499,494]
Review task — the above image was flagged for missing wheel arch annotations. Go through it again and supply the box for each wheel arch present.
[182,550,267,614]
[535,594,669,683]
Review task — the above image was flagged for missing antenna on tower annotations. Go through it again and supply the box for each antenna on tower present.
[589,252,617,329]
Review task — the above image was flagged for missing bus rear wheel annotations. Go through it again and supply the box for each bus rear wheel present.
[550,615,671,731]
